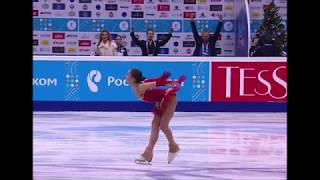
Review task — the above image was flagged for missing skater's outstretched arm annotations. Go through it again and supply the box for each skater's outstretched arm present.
[142,75,186,88]
[159,76,186,86]
[144,71,171,83]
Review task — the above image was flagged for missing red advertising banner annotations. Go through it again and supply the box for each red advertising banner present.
[211,62,287,102]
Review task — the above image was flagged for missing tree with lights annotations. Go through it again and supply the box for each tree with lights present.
[253,0,287,56]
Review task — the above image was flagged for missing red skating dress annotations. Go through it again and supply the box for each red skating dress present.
[142,86,180,116]
[139,71,185,116]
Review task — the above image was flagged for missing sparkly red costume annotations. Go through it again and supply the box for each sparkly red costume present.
[141,72,185,116]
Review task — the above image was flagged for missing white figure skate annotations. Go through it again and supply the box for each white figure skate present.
[168,148,180,164]
[134,155,152,165]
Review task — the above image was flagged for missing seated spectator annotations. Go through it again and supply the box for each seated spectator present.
[253,33,280,57]
[95,29,117,56]
[115,35,128,56]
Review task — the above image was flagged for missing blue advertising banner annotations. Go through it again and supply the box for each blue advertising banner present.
[33,60,209,102]
[33,18,78,31]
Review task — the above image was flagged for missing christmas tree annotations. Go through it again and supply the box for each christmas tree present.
[256,0,287,56]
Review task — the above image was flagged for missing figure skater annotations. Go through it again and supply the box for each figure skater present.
[126,69,186,164]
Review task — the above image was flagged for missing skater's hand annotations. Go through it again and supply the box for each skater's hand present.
[131,26,135,32]
[170,76,186,86]
[160,71,171,80]
[177,75,186,84]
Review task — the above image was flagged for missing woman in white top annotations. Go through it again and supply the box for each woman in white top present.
[95,30,117,56]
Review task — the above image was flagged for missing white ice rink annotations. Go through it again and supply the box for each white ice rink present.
[33,112,287,180]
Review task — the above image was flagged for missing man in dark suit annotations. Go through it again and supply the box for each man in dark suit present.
[190,15,223,56]
[252,33,280,57]
[130,27,173,56]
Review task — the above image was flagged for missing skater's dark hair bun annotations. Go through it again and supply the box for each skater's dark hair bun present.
[130,68,145,83]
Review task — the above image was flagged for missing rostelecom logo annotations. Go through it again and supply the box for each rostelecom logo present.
[87,70,102,92]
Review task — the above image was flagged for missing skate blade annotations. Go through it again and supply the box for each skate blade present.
[134,159,152,165]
